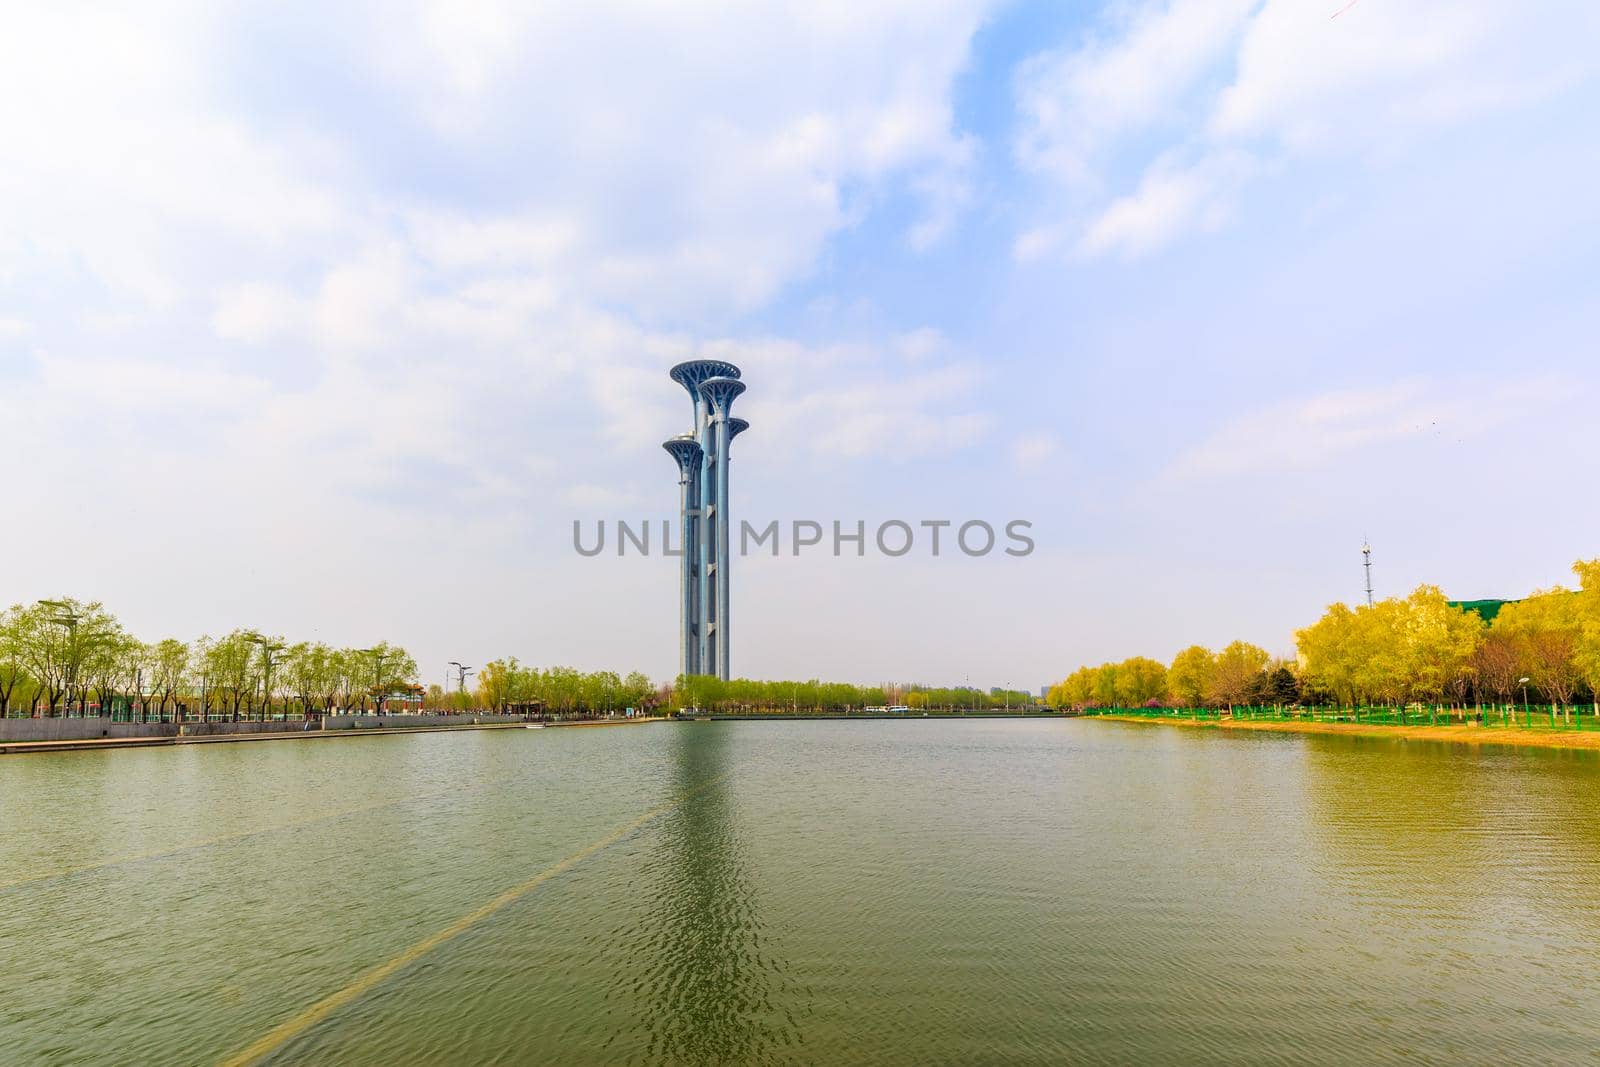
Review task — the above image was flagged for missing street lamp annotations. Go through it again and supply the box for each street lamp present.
[448,661,473,714]
[1519,676,1531,726]
[37,600,81,716]
[244,633,286,722]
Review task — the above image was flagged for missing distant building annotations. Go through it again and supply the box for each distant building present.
[1449,599,1516,624]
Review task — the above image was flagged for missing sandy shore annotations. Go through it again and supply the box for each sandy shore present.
[1092,713,1600,752]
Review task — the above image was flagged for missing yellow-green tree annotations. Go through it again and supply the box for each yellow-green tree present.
[1114,657,1168,706]
[1050,666,1097,707]
[1572,559,1600,714]
[476,658,516,711]
[1091,663,1119,707]
[1168,645,1214,707]
[1495,588,1582,708]
[1397,585,1482,704]
[1300,588,1482,708]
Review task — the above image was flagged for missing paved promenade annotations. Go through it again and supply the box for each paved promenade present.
[0,720,532,756]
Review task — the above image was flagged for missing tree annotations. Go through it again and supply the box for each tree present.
[331,649,362,712]
[150,638,190,718]
[1114,657,1168,706]
[284,643,332,717]
[477,658,516,712]
[1353,600,1408,708]
[1207,641,1269,709]
[1168,646,1214,707]
[85,628,138,719]
[622,671,655,710]
[206,631,257,721]
[18,599,123,715]
[0,606,32,716]
[348,643,419,712]
[1496,590,1581,708]
[1297,602,1380,707]
[1054,666,1098,708]
[1472,630,1520,707]
[1258,661,1301,706]
[1091,663,1119,707]
[1572,559,1600,715]
[1397,586,1482,706]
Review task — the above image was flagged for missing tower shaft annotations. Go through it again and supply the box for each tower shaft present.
[698,414,718,674]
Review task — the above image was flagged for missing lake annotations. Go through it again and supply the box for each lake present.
[4,719,1600,1064]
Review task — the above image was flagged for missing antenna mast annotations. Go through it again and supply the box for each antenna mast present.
[1362,539,1374,606]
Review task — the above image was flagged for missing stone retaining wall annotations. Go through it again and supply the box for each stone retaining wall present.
[319,713,528,730]
[0,718,176,742]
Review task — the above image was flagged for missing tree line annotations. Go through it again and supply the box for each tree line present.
[1048,558,1600,713]
[0,598,418,720]
[470,659,659,715]
[672,675,1037,714]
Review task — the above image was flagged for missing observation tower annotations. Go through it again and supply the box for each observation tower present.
[663,360,747,680]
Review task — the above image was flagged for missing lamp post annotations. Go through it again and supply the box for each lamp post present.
[244,633,286,721]
[37,600,81,716]
[1519,676,1531,727]
[448,661,472,714]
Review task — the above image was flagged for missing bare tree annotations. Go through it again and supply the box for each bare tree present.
[1472,631,1520,706]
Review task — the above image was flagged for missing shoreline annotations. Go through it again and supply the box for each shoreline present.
[1092,713,1600,752]
[0,713,1058,755]
[701,712,1059,721]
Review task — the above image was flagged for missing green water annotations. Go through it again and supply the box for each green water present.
[5,720,1600,1064]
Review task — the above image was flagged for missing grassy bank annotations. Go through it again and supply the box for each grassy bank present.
[1091,711,1600,751]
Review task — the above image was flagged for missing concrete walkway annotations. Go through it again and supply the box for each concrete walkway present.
[0,721,534,756]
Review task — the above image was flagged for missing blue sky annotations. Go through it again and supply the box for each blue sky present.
[2,1,1597,691]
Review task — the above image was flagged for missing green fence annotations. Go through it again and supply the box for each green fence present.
[1082,704,1598,731]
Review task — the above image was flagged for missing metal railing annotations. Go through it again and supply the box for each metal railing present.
[1081,704,1599,731]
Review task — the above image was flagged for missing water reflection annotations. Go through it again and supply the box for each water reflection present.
[606,724,805,1066]
[1299,736,1600,934]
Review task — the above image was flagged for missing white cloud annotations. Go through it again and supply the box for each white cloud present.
[1010,432,1061,468]
[0,6,341,308]
[1211,1,1595,150]
[1015,0,1257,182]
[33,353,271,413]
[0,0,1005,602]
[211,284,307,345]
[1017,0,1600,259]
[1076,152,1251,259]
[1168,376,1573,479]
